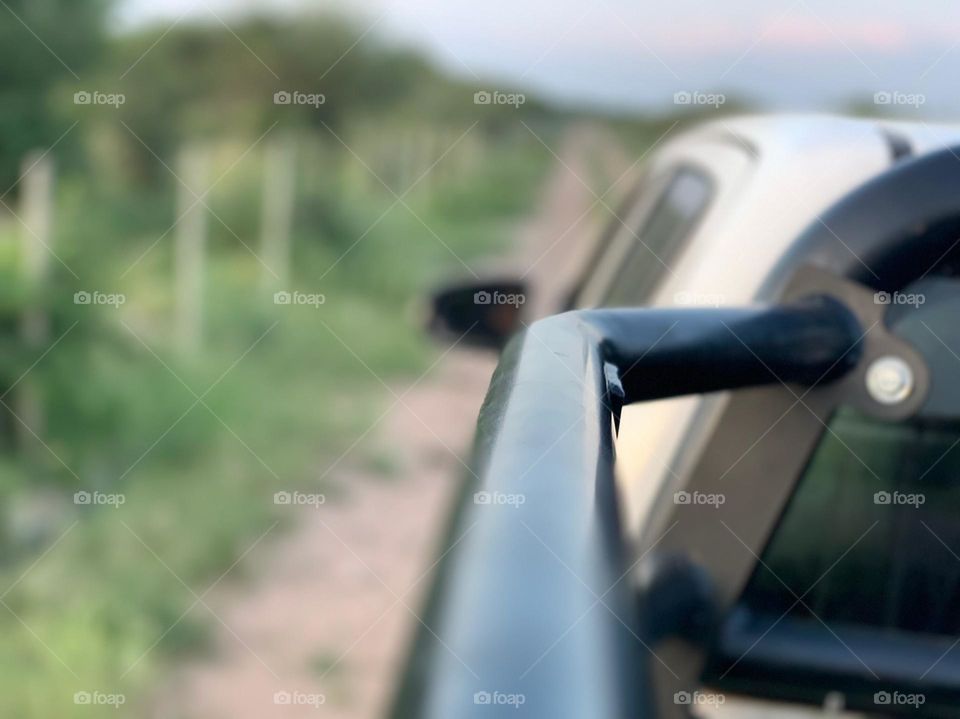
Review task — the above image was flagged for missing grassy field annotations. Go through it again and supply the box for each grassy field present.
[0,124,553,716]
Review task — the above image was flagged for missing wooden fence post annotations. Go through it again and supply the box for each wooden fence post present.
[17,151,55,446]
[259,133,297,289]
[19,152,54,345]
[175,146,210,356]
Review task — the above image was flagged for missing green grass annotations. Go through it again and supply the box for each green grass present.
[0,128,552,716]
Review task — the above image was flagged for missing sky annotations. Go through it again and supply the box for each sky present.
[116,0,960,116]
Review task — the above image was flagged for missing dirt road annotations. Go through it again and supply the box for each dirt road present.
[151,124,631,719]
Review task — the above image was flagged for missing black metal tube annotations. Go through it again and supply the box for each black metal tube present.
[760,146,960,299]
[404,299,862,719]
[592,296,862,401]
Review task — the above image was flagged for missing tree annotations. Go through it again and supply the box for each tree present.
[0,0,111,192]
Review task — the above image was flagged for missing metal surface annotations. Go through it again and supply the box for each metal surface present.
[649,145,960,717]
[865,355,914,405]
[708,613,960,717]
[760,145,960,299]
[399,301,862,719]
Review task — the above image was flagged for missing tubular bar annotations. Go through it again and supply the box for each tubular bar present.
[404,298,863,719]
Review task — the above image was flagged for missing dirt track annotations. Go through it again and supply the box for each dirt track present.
[150,124,630,719]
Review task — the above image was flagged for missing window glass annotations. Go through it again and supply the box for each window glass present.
[603,168,712,307]
[740,408,960,636]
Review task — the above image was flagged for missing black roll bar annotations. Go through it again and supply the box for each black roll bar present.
[403,298,862,719]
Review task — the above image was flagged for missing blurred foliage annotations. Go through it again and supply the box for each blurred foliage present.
[0,0,111,190]
[0,130,553,717]
[0,7,564,714]
[73,15,553,185]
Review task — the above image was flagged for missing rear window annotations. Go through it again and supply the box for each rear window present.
[740,407,960,636]
[603,167,713,307]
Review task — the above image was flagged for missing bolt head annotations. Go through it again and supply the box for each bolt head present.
[865,356,914,405]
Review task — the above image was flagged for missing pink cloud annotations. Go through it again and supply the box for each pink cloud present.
[757,16,908,51]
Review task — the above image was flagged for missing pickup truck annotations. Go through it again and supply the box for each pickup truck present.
[393,115,960,719]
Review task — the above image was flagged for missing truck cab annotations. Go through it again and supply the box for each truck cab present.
[402,115,960,719]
